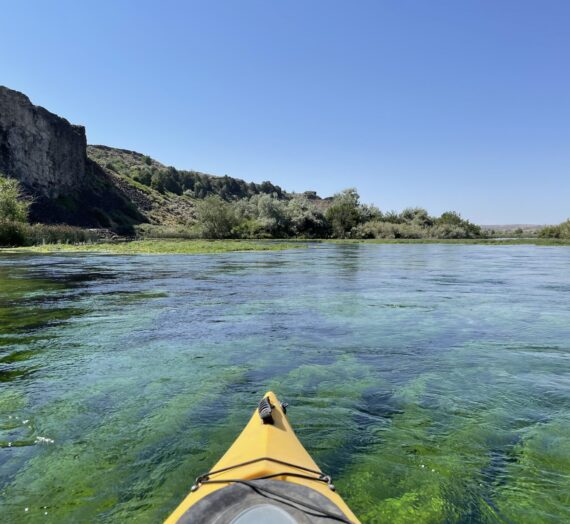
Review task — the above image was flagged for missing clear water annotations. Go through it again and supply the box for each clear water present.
[1,244,569,523]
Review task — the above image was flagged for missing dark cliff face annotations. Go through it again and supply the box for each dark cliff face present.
[0,86,145,230]
[0,86,87,198]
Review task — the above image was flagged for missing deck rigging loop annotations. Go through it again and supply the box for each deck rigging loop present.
[190,456,336,492]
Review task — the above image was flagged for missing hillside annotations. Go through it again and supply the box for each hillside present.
[85,145,302,226]
[0,85,322,231]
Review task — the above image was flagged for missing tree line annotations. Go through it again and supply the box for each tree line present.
[112,161,285,200]
[193,188,484,239]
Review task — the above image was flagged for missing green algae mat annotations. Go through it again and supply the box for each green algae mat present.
[1,244,569,523]
[2,239,305,255]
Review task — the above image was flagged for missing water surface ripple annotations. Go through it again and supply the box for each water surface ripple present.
[1,244,569,523]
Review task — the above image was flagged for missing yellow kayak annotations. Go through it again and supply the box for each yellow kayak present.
[165,391,360,523]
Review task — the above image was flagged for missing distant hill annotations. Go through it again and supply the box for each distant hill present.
[481,224,545,230]
[0,85,325,231]
[481,224,545,233]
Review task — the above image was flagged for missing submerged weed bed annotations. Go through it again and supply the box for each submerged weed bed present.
[1,244,569,522]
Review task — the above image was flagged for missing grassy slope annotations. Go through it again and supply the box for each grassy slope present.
[86,145,197,225]
[1,239,306,255]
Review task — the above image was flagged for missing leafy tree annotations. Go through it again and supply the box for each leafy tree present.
[287,196,327,237]
[259,181,276,194]
[359,203,382,223]
[438,211,464,226]
[151,171,166,193]
[194,196,238,238]
[163,167,183,195]
[400,207,433,227]
[132,168,152,186]
[382,210,403,224]
[325,188,361,238]
[0,174,29,223]
[437,211,482,238]
[256,194,290,236]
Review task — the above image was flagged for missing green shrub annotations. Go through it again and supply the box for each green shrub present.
[0,174,30,222]
[232,219,268,239]
[0,221,100,247]
[353,216,483,240]
[431,224,470,239]
[437,211,482,238]
[539,219,570,239]
[400,207,433,227]
[325,188,362,238]
[353,221,428,239]
[0,220,27,246]
[132,168,153,186]
[135,224,199,239]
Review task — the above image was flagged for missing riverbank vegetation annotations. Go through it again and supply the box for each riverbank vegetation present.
[189,189,484,240]
[324,238,570,246]
[1,174,99,246]
[3,172,569,248]
[538,219,570,240]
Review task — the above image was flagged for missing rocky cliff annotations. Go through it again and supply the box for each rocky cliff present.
[0,86,145,230]
[0,86,87,198]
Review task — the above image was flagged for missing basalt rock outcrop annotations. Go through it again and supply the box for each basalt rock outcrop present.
[0,86,87,198]
[0,86,145,230]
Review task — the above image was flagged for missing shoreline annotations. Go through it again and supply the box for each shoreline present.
[315,238,570,246]
[0,239,308,255]
[1,237,570,255]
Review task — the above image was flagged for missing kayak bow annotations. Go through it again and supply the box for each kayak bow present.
[165,391,359,523]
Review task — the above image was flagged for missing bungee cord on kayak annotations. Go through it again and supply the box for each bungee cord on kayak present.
[191,456,337,492]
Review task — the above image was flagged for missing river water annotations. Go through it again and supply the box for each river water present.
[1,244,569,523]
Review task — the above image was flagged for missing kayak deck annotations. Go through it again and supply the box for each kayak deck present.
[165,391,359,523]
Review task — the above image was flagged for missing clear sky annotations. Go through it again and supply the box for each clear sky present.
[3,0,569,224]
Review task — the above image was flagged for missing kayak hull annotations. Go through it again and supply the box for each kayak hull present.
[165,391,359,523]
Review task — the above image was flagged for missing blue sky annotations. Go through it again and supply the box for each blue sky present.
[3,0,569,223]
